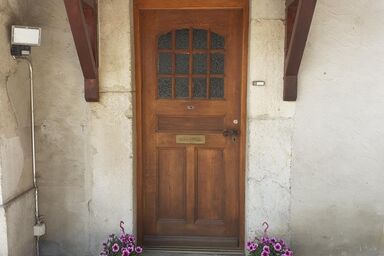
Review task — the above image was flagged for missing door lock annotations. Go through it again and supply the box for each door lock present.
[223,129,239,143]
[223,129,240,137]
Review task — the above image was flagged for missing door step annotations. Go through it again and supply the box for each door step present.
[144,249,244,256]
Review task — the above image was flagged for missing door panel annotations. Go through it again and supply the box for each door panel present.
[157,148,186,220]
[137,5,247,249]
[196,148,225,223]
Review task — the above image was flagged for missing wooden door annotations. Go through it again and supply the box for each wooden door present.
[135,0,248,250]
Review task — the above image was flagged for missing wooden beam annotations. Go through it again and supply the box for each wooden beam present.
[286,0,298,7]
[284,0,317,101]
[82,0,95,8]
[64,0,99,102]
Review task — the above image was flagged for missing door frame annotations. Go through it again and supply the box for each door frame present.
[133,0,249,249]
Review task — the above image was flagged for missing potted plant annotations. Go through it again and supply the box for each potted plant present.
[100,221,143,256]
[246,222,293,256]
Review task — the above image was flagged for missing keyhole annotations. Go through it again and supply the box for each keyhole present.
[232,136,237,143]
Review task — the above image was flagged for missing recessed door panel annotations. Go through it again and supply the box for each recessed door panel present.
[196,148,225,223]
[157,148,186,221]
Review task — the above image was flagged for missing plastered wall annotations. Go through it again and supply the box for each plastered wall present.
[1,0,383,255]
[0,0,36,255]
[27,0,134,255]
[246,0,294,240]
[291,1,384,255]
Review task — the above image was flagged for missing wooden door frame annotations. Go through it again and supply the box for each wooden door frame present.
[133,0,249,249]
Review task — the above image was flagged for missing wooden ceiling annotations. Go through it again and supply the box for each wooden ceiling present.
[63,0,317,102]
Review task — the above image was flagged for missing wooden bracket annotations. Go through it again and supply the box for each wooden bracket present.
[64,0,99,102]
[284,0,317,101]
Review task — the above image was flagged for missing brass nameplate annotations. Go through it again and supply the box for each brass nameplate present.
[176,135,206,144]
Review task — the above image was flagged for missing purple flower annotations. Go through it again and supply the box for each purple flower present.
[261,251,270,256]
[135,246,143,253]
[270,237,277,244]
[274,243,282,252]
[246,242,255,251]
[112,243,119,253]
[283,250,293,256]
[263,245,270,252]
[246,241,258,252]
[261,237,270,244]
[121,248,130,256]
[127,246,134,253]
[120,234,130,244]
[128,235,136,243]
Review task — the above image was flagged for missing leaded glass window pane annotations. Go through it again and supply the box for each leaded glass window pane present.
[193,78,207,98]
[193,54,207,74]
[210,78,224,98]
[211,32,225,49]
[210,53,225,74]
[158,32,172,49]
[193,29,207,49]
[176,29,189,49]
[175,54,189,74]
[158,78,172,98]
[156,29,226,100]
[175,78,189,98]
[158,53,172,74]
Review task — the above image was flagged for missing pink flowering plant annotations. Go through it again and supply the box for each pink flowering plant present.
[246,223,293,256]
[100,221,143,256]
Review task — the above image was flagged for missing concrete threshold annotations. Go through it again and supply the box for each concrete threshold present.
[144,248,244,256]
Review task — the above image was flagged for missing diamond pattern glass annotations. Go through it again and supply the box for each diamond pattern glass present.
[210,78,224,99]
[193,54,207,74]
[193,78,207,98]
[211,32,225,49]
[193,29,207,49]
[175,78,189,98]
[158,78,172,98]
[156,29,226,100]
[175,54,189,74]
[158,53,172,74]
[158,32,172,49]
[210,53,225,74]
[176,29,189,49]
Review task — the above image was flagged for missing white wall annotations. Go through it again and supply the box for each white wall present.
[2,0,382,255]
[0,0,36,255]
[26,0,134,255]
[291,1,384,255]
[246,0,295,240]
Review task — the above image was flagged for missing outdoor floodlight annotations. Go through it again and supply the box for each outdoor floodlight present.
[11,25,42,57]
